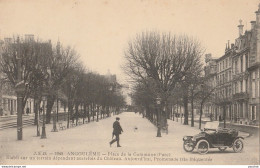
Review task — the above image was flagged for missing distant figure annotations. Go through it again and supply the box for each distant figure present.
[39,108,43,114]
[109,117,123,147]
[210,113,213,121]
[26,107,30,115]
[219,115,222,121]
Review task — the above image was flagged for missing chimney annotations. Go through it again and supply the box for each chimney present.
[231,43,234,48]
[24,34,34,42]
[251,21,256,30]
[238,19,244,36]
[256,3,260,26]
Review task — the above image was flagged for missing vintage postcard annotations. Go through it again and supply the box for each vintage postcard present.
[0,0,259,166]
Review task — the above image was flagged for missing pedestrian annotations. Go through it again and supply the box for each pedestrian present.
[26,107,30,115]
[109,117,123,147]
[219,115,222,121]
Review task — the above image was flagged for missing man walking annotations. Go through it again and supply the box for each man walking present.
[109,117,123,147]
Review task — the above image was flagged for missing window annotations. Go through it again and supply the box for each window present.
[226,59,228,68]
[258,80,260,97]
[251,106,256,120]
[246,79,248,92]
[256,80,259,97]
[245,54,248,69]
[235,60,238,74]
[220,63,222,71]
[226,87,228,97]
[240,56,243,72]
[240,81,243,92]
[226,72,229,82]
[252,81,256,98]
[252,71,255,79]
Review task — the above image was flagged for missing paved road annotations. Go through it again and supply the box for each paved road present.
[0,112,259,165]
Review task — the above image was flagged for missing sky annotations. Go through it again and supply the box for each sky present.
[0,0,259,84]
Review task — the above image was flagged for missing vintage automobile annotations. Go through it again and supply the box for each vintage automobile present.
[183,121,244,154]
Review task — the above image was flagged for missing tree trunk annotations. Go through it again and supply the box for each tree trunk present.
[183,93,189,125]
[75,103,79,125]
[83,103,87,124]
[46,95,55,124]
[92,104,95,121]
[67,100,73,128]
[34,98,40,125]
[199,103,203,129]
[96,105,99,122]
[191,97,194,127]
[172,105,175,121]
[87,105,90,122]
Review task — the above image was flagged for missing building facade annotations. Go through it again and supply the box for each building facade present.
[205,4,260,125]
[0,35,66,116]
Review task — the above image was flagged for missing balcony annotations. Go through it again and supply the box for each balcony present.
[232,71,249,81]
[232,92,249,101]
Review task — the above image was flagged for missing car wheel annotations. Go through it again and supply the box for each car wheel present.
[183,141,195,152]
[218,147,227,152]
[197,139,209,154]
[233,139,243,153]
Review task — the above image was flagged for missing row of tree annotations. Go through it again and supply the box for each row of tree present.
[0,36,126,127]
[124,31,217,130]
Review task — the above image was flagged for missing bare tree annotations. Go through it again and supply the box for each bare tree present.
[196,78,216,129]
[0,36,52,113]
[45,44,78,123]
[124,31,204,130]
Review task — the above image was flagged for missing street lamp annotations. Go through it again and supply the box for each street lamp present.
[15,81,25,140]
[51,90,58,132]
[14,36,25,140]
[156,97,162,137]
[41,68,50,139]
[41,93,47,139]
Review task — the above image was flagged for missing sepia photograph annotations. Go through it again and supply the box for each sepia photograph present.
[0,0,259,167]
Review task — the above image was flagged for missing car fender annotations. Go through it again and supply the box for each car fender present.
[234,136,244,140]
[195,137,212,147]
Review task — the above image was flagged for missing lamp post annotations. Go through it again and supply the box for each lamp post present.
[41,69,50,139]
[36,104,40,136]
[56,90,59,122]
[15,80,25,140]
[41,94,47,139]
[52,89,58,132]
[15,37,25,140]
[51,108,58,132]
[156,97,162,137]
